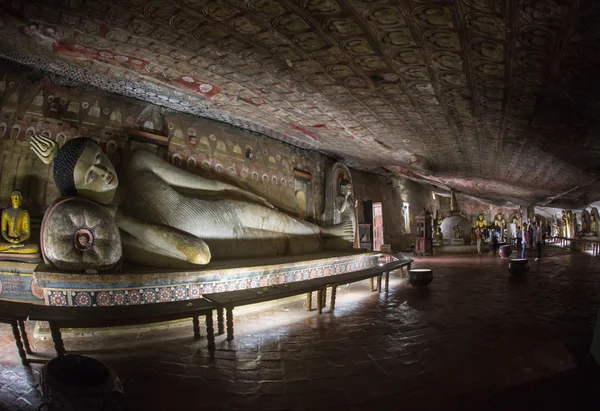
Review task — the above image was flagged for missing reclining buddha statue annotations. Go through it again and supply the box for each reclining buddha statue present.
[31,135,355,268]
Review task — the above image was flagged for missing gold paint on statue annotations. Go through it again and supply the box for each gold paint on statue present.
[0,191,39,254]
[475,213,487,229]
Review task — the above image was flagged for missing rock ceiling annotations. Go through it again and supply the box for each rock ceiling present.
[1,0,600,207]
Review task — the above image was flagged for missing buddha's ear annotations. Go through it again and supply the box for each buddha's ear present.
[30,134,58,165]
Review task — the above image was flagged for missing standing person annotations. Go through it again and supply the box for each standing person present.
[491,228,499,255]
[542,224,547,248]
[516,225,522,250]
[522,223,529,259]
[476,227,483,255]
[535,222,543,261]
[528,224,534,248]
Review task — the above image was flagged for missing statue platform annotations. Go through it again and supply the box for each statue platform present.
[450,238,465,246]
[0,253,42,264]
[0,261,45,303]
[32,252,391,307]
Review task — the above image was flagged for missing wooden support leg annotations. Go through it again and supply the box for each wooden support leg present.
[18,320,33,354]
[376,275,382,293]
[226,307,234,342]
[49,322,65,356]
[385,272,390,293]
[317,289,323,314]
[369,277,374,292]
[205,312,215,351]
[217,308,225,335]
[306,292,312,311]
[330,286,337,311]
[10,321,28,366]
[192,315,201,340]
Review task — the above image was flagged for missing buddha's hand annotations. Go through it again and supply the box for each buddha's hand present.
[30,134,58,164]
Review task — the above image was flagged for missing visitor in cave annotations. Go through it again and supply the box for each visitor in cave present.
[521,223,529,259]
[491,228,499,255]
[516,225,522,250]
[535,222,543,261]
[476,227,483,255]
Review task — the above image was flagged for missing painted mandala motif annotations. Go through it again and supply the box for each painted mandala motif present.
[49,291,67,306]
[112,291,126,305]
[96,291,111,306]
[173,286,187,300]
[127,290,142,305]
[74,292,92,307]
[30,279,44,299]
[159,288,172,302]
[143,289,157,304]
[188,284,201,298]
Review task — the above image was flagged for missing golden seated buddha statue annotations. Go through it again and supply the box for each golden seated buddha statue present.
[0,190,39,255]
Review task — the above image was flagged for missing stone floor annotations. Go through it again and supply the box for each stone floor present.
[2,244,600,410]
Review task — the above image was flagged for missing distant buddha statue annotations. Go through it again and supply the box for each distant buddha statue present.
[30,135,354,267]
[566,210,573,238]
[561,210,567,237]
[494,211,506,241]
[592,214,598,236]
[475,213,487,230]
[453,224,462,239]
[573,213,579,237]
[0,190,39,255]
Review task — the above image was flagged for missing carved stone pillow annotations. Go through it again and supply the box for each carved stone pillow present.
[41,197,122,272]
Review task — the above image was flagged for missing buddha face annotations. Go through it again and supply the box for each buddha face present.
[11,191,21,208]
[73,143,118,204]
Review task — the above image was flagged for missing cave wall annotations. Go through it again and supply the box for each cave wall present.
[352,171,435,251]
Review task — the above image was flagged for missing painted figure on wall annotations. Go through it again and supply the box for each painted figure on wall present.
[31,135,355,268]
[0,190,39,255]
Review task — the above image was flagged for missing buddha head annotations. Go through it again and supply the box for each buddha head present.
[53,137,118,204]
[478,213,484,221]
[339,178,352,197]
[10,190,22,209]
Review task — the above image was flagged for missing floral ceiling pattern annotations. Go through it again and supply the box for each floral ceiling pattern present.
[1,0,600,207]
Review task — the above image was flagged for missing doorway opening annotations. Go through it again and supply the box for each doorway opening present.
[373,202,384,251]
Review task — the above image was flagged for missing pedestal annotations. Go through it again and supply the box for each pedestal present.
[450,238,464,246]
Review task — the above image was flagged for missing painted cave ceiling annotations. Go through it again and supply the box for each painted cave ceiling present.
[1,0,600,208]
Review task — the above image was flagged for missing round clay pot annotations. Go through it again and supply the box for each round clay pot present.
[408,269,433,287]
[499,245,512,258]
[508,258,529,276]
[40,354,125,411]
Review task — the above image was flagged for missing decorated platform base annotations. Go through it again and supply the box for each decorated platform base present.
[34,252,390,307]
[0,261,45,302]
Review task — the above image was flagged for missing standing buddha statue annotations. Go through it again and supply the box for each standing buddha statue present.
[475,213,487,230]
[591,214,598,236]
[0,190,39,255]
